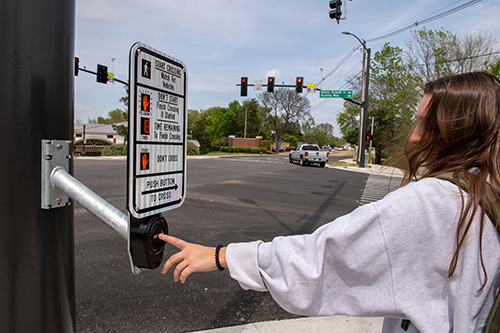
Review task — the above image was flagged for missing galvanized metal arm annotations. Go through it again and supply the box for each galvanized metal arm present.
[50,166,128,240]
[41,140,128,240]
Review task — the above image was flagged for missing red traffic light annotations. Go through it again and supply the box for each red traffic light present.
[296,77,304,93]
[240,77,248,97]
[267,77,275,93]
[74,57,79,76]
[366,134,373,141]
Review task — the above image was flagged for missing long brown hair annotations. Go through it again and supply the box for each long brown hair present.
[402,71,500,291]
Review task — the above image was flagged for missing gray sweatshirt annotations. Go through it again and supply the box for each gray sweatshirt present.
[226,178,500,332]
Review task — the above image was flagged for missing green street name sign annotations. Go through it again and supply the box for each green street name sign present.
[319,90,353,98]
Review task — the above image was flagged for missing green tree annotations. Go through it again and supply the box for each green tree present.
[337,94,361,146]
[405,28,499,90]
[337,28,499,164]
[258,88,310,153]
[189,109,212,154]
[316,123,334,147]
[406,28,458,89]
[97,108,128,124]
[370,43,420,163]
[205,105,237,146]
[112,124,128,144]
[119,85,129,112]
[488,59,500,79]
[283,133,298,147]
[236,99,264,138]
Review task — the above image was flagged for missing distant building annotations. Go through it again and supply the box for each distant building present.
[74,122,127,156]
[74,122,199,156]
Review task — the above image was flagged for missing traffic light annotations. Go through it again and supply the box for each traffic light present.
[267,77,275,93]
[329,0,342,23]
[97,64,108,84]
[296,77,304,93]
[241,77,248,97]
[366,134,373,141]
[74,57,79,76]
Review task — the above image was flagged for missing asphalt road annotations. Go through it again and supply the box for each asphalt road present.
[74,153,367,332]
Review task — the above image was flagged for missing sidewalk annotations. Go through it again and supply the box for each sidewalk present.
[327,159,405,178]
[195,316,384,333]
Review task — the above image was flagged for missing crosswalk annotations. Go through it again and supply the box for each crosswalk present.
[226,156,288,164]
[359,174,403,206]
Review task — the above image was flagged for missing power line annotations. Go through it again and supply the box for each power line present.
[366,0,482,43]
[309,72,361,113]
[309,63,362,112]
[307,0,484,118]
[316,0,482,88]
[310,46,360,90]
[442,50,500,64]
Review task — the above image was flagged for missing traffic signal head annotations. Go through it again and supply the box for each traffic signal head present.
[296,77,304,93]
[267,77,275,93]
[329,0,342,23]
[240,77,248,97]
[97,64,108,84]
[366,134,373,141]
[74,57,79,76]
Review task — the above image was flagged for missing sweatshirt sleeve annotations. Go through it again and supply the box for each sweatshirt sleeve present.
[226,203,398,317]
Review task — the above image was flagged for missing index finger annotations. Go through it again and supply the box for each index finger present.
[158,234,187,250]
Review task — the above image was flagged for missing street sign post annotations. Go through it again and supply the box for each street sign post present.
[319,90,353,98]
[128,43,188,219]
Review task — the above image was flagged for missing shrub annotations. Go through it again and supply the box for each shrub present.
[187,141,199,155]
[101,143,127,156]
[220,146,229,152]
[251,147,260,154]
[245,147,252,153]
[260,140,271,150]
[213,137,228,150]
[261,147,268,153]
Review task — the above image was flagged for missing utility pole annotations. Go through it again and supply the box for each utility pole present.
[244,106,248,139]
[342,31,371,167]
[111,57,116,84]
[369,117,374,164]
[0,0,76,332]
[82,124,87,156]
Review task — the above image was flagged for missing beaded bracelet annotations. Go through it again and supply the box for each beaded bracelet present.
[215,244,225,271]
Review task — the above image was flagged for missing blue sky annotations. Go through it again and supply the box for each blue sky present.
[75,0,500,136]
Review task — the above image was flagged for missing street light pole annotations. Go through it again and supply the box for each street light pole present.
[342,31,371,167]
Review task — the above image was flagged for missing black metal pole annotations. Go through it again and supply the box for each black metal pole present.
[0,0,76,332]
[82,125,87,156]
[359,47,371,168]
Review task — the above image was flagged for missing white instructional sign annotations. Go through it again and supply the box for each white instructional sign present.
[127,42,188,219]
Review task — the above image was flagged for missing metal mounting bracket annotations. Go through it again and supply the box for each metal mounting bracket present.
[41,139,72,209]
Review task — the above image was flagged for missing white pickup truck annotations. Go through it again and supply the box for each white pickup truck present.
[289,144,329,167]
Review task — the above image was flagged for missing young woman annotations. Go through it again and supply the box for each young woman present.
[159,71,500,332]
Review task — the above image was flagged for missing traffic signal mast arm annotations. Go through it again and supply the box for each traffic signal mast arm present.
[236,83,304,88]
[74,58,128,85]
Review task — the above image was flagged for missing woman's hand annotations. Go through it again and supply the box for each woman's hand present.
[158,234,226,283]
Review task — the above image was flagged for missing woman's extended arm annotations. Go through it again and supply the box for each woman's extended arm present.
[158,234,226,283]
